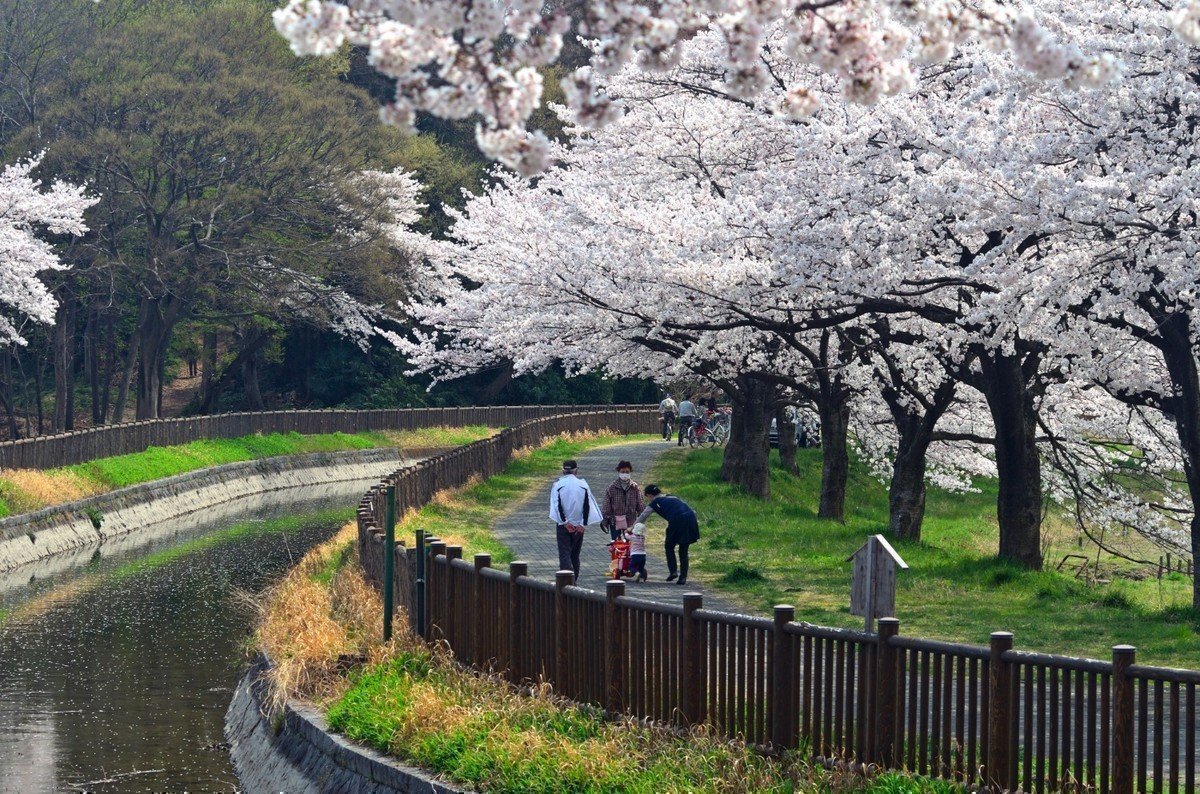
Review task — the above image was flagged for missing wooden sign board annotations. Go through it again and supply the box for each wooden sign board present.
[847,534,908,631]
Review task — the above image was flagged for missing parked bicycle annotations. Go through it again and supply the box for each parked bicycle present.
[686,414,719,448]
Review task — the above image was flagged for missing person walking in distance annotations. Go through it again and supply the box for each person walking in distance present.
[635,485,700,585]
[676,395,697,446]
[658,393,677,441]
[549,459,602,579]
[601,460,645,541]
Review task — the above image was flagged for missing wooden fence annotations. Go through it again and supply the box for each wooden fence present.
[0,404,649,470]
[350,405,1198,792]
[418,556,1198,793]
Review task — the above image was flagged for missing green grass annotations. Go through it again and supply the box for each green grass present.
[68,426,495,489]
[326,643,957,793]
[0,426,495,516]
[396,433,656,565]
[651,447,1199,668]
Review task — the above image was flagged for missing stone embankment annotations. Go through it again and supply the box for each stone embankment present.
[225,656,461,794]
[0,448,431,572]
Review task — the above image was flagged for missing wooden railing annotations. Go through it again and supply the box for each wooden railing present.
[350,405,1198,792]
[0,404,650,470]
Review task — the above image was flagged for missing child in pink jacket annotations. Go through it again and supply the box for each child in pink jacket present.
[625,522,648,582]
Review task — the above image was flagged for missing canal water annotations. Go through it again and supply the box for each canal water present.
[0,486,368,792]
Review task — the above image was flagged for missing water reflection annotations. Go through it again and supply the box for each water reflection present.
[0,487,366,792]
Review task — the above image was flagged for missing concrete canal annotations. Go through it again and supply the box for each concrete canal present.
[0,483,372,792]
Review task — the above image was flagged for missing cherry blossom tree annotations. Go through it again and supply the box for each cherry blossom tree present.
[272,0,1125,174]
[0,155,95,346]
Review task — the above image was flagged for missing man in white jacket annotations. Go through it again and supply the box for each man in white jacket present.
[549,459,603,578]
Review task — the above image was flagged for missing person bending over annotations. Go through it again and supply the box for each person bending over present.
[634,485,700,585]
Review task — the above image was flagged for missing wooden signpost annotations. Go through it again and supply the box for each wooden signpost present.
[848,534,908,632]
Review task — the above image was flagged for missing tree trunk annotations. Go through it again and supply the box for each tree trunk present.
[1155,314,1200,610]
[889,420,930,540]
[100,312,115,425]
[33,355,45,435]
[86,304,102,426]
[721,376,773,498]
[111,329,140,424]
[200,331,217,410]
[0,349,19,439]
[817,394,850,521]
[978,350,1044,569]
[134,297,182,420]
[52,297,74,431]
[775,406,799,475]
[242,345,264,411]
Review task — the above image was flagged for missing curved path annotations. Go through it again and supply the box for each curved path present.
[491,439,735,610]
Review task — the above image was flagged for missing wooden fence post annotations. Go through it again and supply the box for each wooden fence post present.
[555,570,574,694]
[382,483,396,642]
[414,530,426,640]
[770,604,796,749]
[428,540,446,640]
[605,579,627,715]
[472,553,491,667]
[444,545,462,652]
[681,592,705,727]
[987,631,1015,791]
[508,561,528,682]
[875,617,901,766]
[1112,644,1136,794]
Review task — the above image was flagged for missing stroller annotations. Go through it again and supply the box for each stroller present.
[607,538,633,579]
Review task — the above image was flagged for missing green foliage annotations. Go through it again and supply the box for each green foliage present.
[651,447,1199,667]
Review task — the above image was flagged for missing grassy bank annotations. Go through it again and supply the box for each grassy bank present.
[260,514,953,793]
[393,431,656,564]
[0,426,494,518]
[652,447,1198,668]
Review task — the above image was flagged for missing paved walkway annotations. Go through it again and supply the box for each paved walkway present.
[491,439,735,610]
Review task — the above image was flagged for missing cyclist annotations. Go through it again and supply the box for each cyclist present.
[676,395,697,446]
[658,393,677,441]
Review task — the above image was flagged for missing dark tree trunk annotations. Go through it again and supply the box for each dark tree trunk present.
[0,349,19,439]
[201,332,271,414]
[721,376,774,498]
[52,297,75,431]
[200,331,217,410]
[242,345,264,411]
[134,297,182,420]
[889,420,931,540]
[86,304,103,426]
[111,329,139,424]
[978,350,1044,569]
[817,395,850,521]
[100,312,115,425]
[33,354,45,435]
[775,406,799,475]
[1155,313,1200,611]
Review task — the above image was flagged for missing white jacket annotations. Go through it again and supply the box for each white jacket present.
[549,474,603,526]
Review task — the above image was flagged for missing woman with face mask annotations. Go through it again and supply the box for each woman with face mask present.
[602,460,645,542]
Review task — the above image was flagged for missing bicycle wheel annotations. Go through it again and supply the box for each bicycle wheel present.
[687,426,698,447]
[713,423,729,445]
[703,431,718,449]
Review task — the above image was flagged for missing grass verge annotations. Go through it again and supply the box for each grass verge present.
[0,425,495,518]
[652,447,1199,667]
[260,512,957,793]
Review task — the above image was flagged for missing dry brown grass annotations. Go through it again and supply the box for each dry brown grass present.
[256,522,395,705]
[0,468,104,514]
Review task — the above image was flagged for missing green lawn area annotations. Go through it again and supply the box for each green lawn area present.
[396,433,656,565]
[0,426,495,518]
[652,447,1199,668]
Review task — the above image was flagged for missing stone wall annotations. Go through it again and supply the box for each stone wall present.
[225,656,461,794]
[0,448,429,572]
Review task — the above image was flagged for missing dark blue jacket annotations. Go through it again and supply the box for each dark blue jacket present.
[646,495,700,543]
